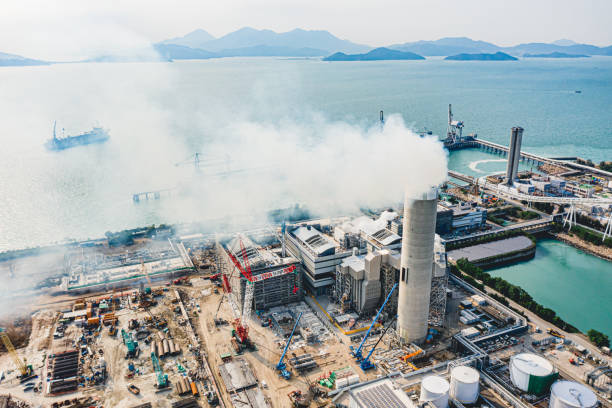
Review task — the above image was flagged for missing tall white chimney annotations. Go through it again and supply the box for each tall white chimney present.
[397,186,438,344]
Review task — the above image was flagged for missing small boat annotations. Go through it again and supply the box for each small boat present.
[128,383,140,395]
[575,90,582,93]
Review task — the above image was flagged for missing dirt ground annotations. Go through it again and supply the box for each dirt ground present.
[193,284,384,408]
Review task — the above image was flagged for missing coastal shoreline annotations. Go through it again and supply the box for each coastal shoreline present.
[548,231,612,262]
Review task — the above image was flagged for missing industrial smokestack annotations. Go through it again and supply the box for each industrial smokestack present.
[505,127,518,184]
[397,186,438,344]
[510,127,523,182]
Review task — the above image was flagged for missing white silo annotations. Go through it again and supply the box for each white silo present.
[397,186,438,343]
[420,375,449,408]
[449,366,480,403]
[510,353,555,393]
[549,380,598,408]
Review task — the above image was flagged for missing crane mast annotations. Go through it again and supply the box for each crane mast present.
[0,328,33,379]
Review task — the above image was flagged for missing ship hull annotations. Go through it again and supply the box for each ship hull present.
[46,128,109,151]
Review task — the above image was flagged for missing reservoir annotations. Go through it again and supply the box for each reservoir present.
[488,239,612,339]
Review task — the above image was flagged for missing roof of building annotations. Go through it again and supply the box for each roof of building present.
[226,235,267,269]
[349,378,412,408]
[291,226,337,256]
[447,235,533,262]
[341,254,365,272]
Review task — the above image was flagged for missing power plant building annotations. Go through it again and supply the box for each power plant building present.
[218,235,302,311]
[285,224,366,295]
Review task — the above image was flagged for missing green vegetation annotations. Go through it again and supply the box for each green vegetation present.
[487,206,539,226]
[453,258,579,333]
[446,229,534,251]
[506,206,540,220]
[487,214,507,226]
[575,213,605,232]
[105,224,175,247]
[599,161,612,172]
[587,329,610,348]
[566,224,612,249]
[530,202,555,214]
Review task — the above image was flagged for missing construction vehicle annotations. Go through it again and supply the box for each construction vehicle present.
[359,315,398,371]
[350,283,398,362]
[151,352,168,389]
[127,383,140,394]
[121,329,139,358]
[276,312,303,379]
[0,327,34,382]
[547,328,565,339]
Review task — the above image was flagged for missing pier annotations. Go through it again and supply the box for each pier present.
[452,137,612,177]
[132,188,175,202]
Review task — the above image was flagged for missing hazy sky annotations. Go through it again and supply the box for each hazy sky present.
[1,0,611,60]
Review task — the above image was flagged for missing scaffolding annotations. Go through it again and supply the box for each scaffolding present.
[428,273,448,327]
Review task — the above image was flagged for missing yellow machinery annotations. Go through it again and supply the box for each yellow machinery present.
[0,327,33,379]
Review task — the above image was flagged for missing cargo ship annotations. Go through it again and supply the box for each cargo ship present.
[46,121,109,151]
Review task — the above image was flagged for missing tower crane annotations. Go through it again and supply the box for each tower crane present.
[224,237,255,348]
[350,283,397,362]
[276,312,303,380]
[0,328,34,380]
[224,235,298,349]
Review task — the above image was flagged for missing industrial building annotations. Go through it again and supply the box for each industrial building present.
[218,235,302,311]
[285,224,361,295]
[61,241,193,292]
[437,202,487,233]
[333,235,448,325]
[397,187,438,344]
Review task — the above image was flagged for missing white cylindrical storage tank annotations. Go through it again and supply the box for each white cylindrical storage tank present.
[397,187,438,344]
[450,366,480,403]
[549,381,598,408]
[510,353,554,392]
[419,375,449,408]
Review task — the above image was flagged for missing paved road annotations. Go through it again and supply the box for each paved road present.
[456,270,611,367]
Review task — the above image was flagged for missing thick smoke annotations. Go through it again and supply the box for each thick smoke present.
[189,114,448,221]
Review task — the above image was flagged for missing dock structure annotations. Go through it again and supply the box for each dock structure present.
[454,137,612,178]
[132,188,175,203]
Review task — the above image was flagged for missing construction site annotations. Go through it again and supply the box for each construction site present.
[1,120,612,407]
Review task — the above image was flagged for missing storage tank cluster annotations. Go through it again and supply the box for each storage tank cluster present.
[510,353,556,395]
[420,376,449,408]
[449,366,480,404]
[549,380,598,408]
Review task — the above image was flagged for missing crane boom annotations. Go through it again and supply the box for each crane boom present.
[0,328,31,378]
[276,312,303,379]
[360,315,397,371]
[351,283,398,361]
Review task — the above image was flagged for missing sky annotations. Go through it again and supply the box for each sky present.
[1,0,611,60]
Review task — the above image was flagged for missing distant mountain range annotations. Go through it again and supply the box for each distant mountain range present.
[323,47,424,61]
[524,52,590,59]
[0,51,49,66]
[3,30,612,66]
[390,37,612,57]
[156,27,368,58]
[445,52,517,61]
